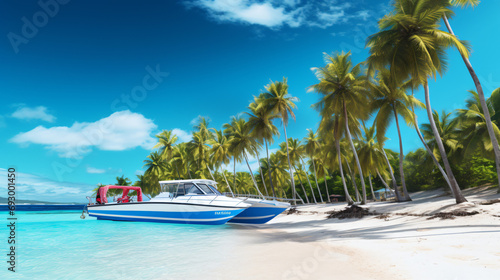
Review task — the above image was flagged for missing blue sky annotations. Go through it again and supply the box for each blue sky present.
[1,0,499,202]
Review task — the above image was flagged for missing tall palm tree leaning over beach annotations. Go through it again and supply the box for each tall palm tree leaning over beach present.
[438,0,500,191]
[310,52,370,204]
[209,129,235,195]
[227,117,264,198]
[356,123,391,200]
[223,117,244,194]
[304,129,323,203]
[247,94,280,198]
[316,110,354,205]
[261,78,299,204]
[367,0,469,203]
[370,69,425,201]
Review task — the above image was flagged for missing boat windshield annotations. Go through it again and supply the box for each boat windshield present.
[196,184,215,195]
[185,183,204,195]
[207,185,221,195]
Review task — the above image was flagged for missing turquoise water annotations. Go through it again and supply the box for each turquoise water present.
[0,211,250,280]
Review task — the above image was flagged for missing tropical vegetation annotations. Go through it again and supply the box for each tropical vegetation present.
[94,0,499,205]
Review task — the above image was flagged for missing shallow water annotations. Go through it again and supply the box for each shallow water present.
[0,211,253,279]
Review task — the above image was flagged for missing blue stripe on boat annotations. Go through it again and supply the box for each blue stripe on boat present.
[94,215,235,225]
[89,209,245,225]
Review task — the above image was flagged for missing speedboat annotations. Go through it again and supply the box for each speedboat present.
[85,180,250,225]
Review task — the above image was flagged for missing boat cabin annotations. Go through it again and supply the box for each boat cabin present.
[159,180,221,198]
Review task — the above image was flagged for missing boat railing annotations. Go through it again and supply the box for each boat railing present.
[224,193,303,204]
[86,196,94,205]
[208,195,218,204]
[235,197,249,206]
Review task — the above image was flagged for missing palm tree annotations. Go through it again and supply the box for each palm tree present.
[261,78,299,203]
[317,115,354,205]
[457,91,500,159]
[370,69,425,201]
[247,94,280,198]
[366,0,469,203]
[171,142,190,179]
[223,117,244,193]
[421,110,462,162]
[304,129,322,203]
[489,88,500,125]
[209,129,235,195]
[115,175,131,186]
[133,174,152,199]
[143,151,166,195]
[227,117,264,198]
[356,123,392,200]
[153,130,178,160]
[439,0,500,189]
[313,156,328,202]
[310,52,370,204]
[193,116,213,141]
[280,138,313,204]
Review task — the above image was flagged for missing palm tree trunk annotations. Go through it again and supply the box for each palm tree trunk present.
[243,151,265,199]
[233,156,237,189]
[344,158,360,202]
[393,105,412,201]
[424,82,467,203]
[376,169,390,189]
[265,139,277,198]
[410,98,453,192]
[206,164,216,181]
[254,148,269,197]
[299,157,317,203]
[343,101,367,204]
[443,14,500,192]
[220,167,235,197]
[294,168,310,204]
[381,148,403,202]
[324,174,330,203]
[311,158,323,203]
[295,191,305,204]
[336,139,353,205]
[368,173,375,201]
[282,118,297,205]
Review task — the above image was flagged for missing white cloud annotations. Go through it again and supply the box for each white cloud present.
[190,115,211,126]
[11,105,56,122]
[192,0,297,28]
[86,167,106,174]
[172,128,192,142]
[0,168,94,203]
[10,110,157,158]
[86,166,123,174]
[135,170,145,176]
[189,0,369,29]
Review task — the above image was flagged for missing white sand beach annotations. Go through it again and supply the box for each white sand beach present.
[217,187,500,280]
